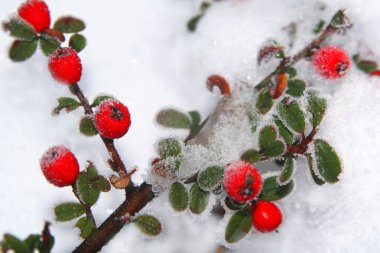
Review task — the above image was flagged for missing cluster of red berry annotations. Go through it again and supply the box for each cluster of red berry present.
[223,162,282,233]
[14,0,133,187]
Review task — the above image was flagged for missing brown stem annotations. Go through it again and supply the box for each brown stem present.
[255,24,338,91]
[73,183,154,253]
[285,127,318,155]
[70,83,127,175]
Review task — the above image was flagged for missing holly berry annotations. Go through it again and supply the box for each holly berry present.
[93,99,131,139]
[18,0,50,32]
[40,145,79,187]
[223,161,262,203]
[312,45,351,79]
[252,200,282,232]
[48,47,82,85]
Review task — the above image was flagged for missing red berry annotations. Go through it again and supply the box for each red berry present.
[94,99,131,139]
[18,0,50,32]
[252,200,282,233]
[312,45,350,79]
[370,70,380,76]
[40,145,79,187]
[223,161,262,203]
[48,48,82,85]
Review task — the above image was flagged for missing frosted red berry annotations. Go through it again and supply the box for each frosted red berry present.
[312,45,350,79]
[252,200,282,233]
[40,145,79,187]
[94,99,131,139]
[370,70,380,76]
[223,161,262,203]
[18,0,50,32]
[48,48,82,85]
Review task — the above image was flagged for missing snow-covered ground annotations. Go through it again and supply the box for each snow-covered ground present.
[1,0,380,252]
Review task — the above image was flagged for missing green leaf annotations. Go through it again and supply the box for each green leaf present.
[40,34,60,56]
[314,139,342,183]
[187,14,203,32]
[90,175,111,192]
[259,176,294,201]
[91,95,113,107]
[3,234,29,253]
[313,19,325,34]
[277,158,294,185]
[240,149,260,164]
[54,16,86,33]
[307,90,327,128]
[69,33,87,53]
[169,182,189,212]
[77,165,101,206]
[262,140,285,157]
[306,154,325,185]
[259,125,277,149]
[53,97,81,115]
[198,166,225,191]
[158,138,182,159]
[23,234,40,252]
[286,79,306,97]
[3,18,36,41]
[75,217,94,239]
[353,55,378,74]
[190,182,210,214]
[286,67,297,79]
[54,203,86,222]
[330,9,352,29]
[9,40,37,62]
[156,109,191,129]
[274,119,293,145]
[278,98,305,133]
[256,88,274,114]
[225,207,252,243]
[79,116,98,137]
[188,111,201,131]
[134,215,162,236]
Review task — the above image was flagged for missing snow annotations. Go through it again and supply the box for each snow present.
[1,0,380,252]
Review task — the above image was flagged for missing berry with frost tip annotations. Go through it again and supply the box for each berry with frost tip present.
[40,145,79,187]
[223,161,262,203]
[94,99,131,139]
[18,0,50,32]
[252,200,282,232]
[48,47,82,85]
[312,45,350,79]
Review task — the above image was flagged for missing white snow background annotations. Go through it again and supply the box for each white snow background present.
[1,0,380,252]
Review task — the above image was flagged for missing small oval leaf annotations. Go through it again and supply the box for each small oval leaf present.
[277,158,295,185]
[91,95,113,107]
[40,33,60,56]
[274,119,294,145]
[240,149,260,164]
[286,79,306,97]
[3,18,36,41]
[75,217,95,239]
[157,138,182,159]
[134,215,162,236]
[314,139,342,183]
[69,33,87,52]
[156,109,191,129]
[9,40,37,62]
[77,165,101,206]
[54,202,86,222]
[79,116,98,137]
[169,182,189,212]
[3,234,29,253]
[259,176,294,201]
[190,182,210,214]
[54,16,85,33]
[307,90,327,128]
[278,98,305,133]
[53,97,81,115]
[259,125,277,149]
[256,88,274,114]
[306,154,325,185]
[225,207,252,243]
[198,166,225,191]
[262,140,285,157]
